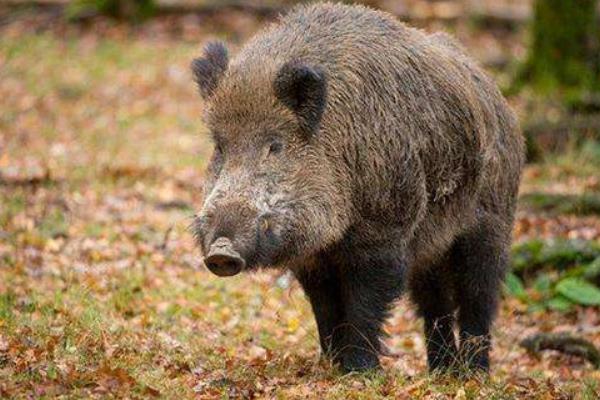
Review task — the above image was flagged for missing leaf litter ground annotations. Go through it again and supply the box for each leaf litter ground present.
[1,11,599,399]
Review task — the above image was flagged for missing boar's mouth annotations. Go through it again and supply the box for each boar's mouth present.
[203,237,246,277]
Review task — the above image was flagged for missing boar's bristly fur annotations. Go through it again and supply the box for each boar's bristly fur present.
[191,2,525,374]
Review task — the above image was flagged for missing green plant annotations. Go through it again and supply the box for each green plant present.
[506,240,600,312]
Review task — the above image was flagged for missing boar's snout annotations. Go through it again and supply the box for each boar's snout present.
[204,237,246,276]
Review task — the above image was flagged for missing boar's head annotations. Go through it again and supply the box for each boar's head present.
[191,42,350,276]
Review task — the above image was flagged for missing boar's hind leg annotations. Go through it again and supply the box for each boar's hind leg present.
[337,257,405,372]
[409,263,458,373]
[451,218,509,373]
[295,265,345,359]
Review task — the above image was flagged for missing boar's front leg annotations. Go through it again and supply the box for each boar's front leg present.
[336,255,405,372]
[295,264,345,359]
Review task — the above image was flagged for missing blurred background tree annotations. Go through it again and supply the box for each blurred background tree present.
[512,0,600,160]
[517,0,600,110]
[68,0,156,20]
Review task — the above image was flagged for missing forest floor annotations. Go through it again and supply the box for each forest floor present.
[1,6,599,399]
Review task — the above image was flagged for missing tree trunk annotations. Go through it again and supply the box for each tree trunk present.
[521,0,600,100]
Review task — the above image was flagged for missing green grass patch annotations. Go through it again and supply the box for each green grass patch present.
[38,209,70,239]
[0,192,26,228]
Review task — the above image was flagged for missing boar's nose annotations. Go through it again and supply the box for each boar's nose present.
[203,237,246,277]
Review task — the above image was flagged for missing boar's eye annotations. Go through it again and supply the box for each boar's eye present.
[268,140,283,156]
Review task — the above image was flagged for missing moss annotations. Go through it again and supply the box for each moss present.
[519,192,600,216]
[512,238,600,279]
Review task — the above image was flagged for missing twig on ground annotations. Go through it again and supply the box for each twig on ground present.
[0,168,57,187]
[158,226,173,251]
[155,200,192,211]
[520,332,600,368]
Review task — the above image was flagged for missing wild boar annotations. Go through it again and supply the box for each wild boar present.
[191,2,524,373]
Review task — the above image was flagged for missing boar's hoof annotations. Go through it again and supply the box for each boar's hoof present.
[340,350,381,373]
[204,237,246,277]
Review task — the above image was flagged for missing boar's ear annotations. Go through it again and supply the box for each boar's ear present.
[191,41,229,99]
[274,60,327,138]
